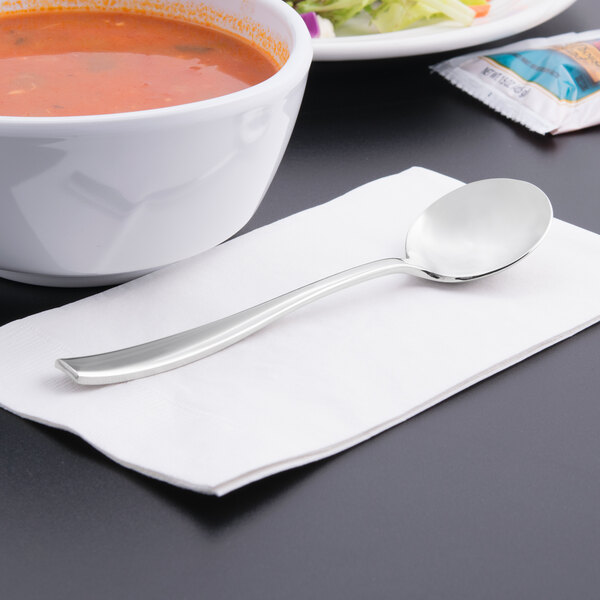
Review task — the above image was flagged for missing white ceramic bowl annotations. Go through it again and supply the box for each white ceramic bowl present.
[0,0,312,286]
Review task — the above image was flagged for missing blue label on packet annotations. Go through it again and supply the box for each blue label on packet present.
[487,42,600,102]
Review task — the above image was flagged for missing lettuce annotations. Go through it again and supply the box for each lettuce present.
[288,0,480,32]
[291,0,377,25]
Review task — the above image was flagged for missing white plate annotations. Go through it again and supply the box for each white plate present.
[312,0,578,61]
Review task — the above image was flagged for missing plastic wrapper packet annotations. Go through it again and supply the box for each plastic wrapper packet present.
[431,30,600,135]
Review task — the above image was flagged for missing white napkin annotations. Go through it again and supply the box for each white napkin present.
[1,167,599,496]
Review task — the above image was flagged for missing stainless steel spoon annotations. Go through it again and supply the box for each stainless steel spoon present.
[56,178,553,385]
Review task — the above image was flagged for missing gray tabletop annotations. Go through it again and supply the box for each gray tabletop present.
[2,2,600,598]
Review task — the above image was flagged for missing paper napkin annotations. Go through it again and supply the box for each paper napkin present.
[1,167,599,495]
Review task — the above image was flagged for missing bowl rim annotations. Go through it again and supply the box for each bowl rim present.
[0,0,313,127]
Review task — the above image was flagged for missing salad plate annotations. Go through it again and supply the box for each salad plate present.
[311,0,578,61]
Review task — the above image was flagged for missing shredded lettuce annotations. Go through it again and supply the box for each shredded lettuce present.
[288,0,483,33]
[291,0,377,25]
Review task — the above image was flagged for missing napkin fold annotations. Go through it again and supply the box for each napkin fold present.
[1,167,599,495]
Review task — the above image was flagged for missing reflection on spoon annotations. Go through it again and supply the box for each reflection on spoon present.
[56,178,553,385]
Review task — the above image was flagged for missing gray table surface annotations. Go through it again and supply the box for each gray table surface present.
[2,2,599,598]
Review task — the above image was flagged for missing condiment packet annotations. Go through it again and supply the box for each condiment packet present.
[431,30,600,135]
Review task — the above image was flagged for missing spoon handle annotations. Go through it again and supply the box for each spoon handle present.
[56,258,421,385]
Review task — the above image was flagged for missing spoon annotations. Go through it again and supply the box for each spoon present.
[56,178,552,385]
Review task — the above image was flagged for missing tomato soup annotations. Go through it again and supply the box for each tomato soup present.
[0,11,279,116]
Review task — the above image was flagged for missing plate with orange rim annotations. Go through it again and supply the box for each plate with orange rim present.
[311,0,578,61]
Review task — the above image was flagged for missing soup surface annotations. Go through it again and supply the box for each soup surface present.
[0,11,278,116]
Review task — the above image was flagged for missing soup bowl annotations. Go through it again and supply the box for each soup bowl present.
[0,0,312,286]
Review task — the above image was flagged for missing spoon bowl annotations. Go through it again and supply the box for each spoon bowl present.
[56,178,553,385]
[406,178,552,280]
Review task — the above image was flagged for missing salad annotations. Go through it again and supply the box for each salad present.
[287,0,491,37]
